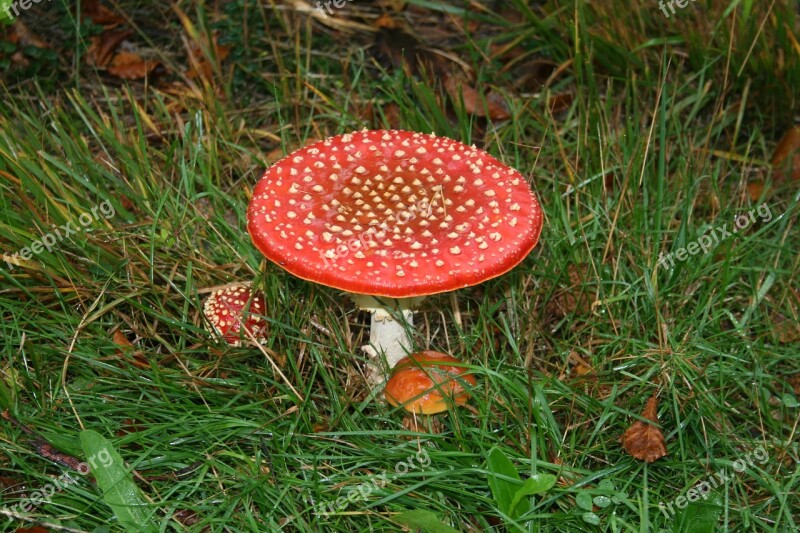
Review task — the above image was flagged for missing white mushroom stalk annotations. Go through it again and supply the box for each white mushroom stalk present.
[351,295,424,377]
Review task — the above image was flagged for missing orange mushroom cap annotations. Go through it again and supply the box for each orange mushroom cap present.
[384,350,476,414]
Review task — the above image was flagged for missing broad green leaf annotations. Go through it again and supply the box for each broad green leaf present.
[782,393,799,408]
[598,479,615,491]
[576,491,594,511]
[671,494,723,533]
[486,447,522,516]
[393,510,460,533]
[593,495,612,508]
[582,512,601,525]
[79,430,154,531]
[508,474,557,517]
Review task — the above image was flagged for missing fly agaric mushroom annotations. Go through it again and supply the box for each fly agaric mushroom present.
[384,350,476,414]
[247,129,543,380]
[203,285,268,346]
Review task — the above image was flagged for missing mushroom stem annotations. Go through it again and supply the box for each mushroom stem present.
[369,306,414,368]
[351,295,423,383]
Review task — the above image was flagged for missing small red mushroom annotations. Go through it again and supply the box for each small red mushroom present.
[247,129,543,381]
[203,285,268,346]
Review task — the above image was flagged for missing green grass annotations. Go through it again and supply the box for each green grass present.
[1,0,799,531]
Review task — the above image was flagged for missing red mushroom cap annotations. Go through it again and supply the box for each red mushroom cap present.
[384,350,476,414]
[247,129,543,297]
[203,286,268,346]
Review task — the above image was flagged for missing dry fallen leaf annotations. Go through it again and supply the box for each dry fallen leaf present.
[6,20,49,49]
[111,328,149,369]
[788,374,800,395]
[80,0,126,27]
[621,394,668,463]
[112,329,134,351]
[548,92,574,114]
[86,29,132,68]
[772,313,800,344]
[747,181,766,201]
[568,351,594,378]
[445,75,510,120]
[771,126,800,181]
[107,51,159,79]
[184,33,230,82]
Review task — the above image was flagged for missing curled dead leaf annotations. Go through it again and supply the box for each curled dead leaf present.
[445,75,510,120]
[6,20,49,49]
[621,394,667,463]
[548,92,574,114]
[772,126,800,182]
[375,13,401,30]
[80,0,126,27]
[107,51,159,79]
[747,181,766,201]
[86,29,132,68]
[569,351,594,378]
[111,328,149,369]
[184,34,230,82]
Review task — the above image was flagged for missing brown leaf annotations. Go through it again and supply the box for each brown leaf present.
[621,394,667,463]
[112,329,134,350]
[119,193,136,212]
[86,29,132,68]
[747,181,766,201]
[0,476,25,495]
[772,313,800,344]
[375,13,401,30]
[788,374,800,395]
[80,0,126,27]
[444,75,510,120]
[33,440,85,472]
[185,34,230,82]
[7,20,49,49]
[772,126,800,181]
[107,51,159,79]
[548,92,574,114]
[1,24,20,45]
[568,352,594,378]
[16,527,50,533]
[111,329,149,369]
